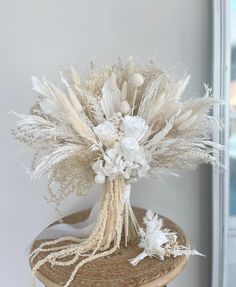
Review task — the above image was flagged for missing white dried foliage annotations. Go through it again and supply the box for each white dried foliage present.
[100,73,122,118]
[13,57,222,207]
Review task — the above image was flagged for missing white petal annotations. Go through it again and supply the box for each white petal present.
[100,76,121,118]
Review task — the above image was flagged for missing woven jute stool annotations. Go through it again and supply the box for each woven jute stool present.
[30,207,189,287]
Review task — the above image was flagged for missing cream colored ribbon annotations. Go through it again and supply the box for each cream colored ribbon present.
[34,201,99,240]
[34,184,131,241]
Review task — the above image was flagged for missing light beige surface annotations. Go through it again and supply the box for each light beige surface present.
[31,208,189,287]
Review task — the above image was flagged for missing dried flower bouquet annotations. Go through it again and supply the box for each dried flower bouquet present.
[13,57,221,286]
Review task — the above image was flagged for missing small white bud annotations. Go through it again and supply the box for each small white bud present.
[129,73,144,88]
[95,174,105,184]
[120,100,131,114]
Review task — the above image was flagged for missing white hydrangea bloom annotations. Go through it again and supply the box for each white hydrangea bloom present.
[92,115,150,183]
[93,121,117,146]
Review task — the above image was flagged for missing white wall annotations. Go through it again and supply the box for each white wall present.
[0,0,212,286]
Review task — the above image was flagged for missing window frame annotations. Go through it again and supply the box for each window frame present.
[212,1,230,286]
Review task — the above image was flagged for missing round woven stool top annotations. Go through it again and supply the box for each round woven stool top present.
[30,207,189,287]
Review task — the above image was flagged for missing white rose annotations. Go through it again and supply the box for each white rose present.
[123,115,148,140]
[94,121,117,145]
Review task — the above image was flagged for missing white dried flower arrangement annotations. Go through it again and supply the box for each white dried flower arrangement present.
[12,57,222,287]
[130,210,203,266]
[92,115,150,184]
